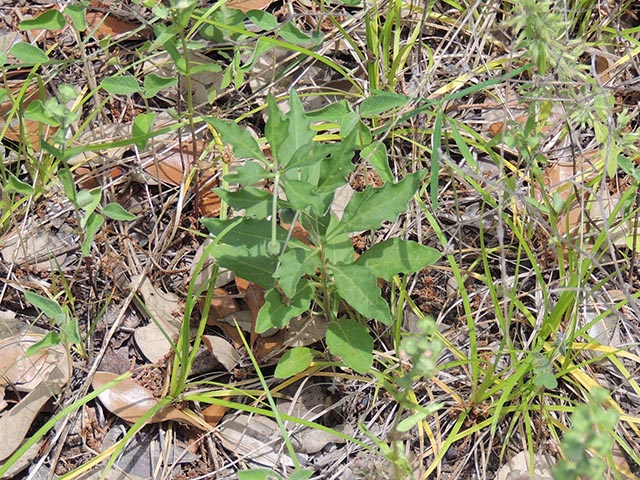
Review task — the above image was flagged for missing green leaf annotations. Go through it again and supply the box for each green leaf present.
[202,218,293,251]
[256,282,314,333]
[246,10,278,30]
[278,90,314,168]
[102,202,137,221]
[326,319,373,374]
[77,187,102,225]
[396,404,442,432]
[60,317,82,344]
[10,42,49,64]
[279,22,314,46]
[24,291,63,319]
[282,178,328,216]
[132,112,157,149]
[211,244,276,288]
[265,94,288,161]
[289,470,313,480]
[359,90,410,118]
[322,223,354,265]
[360,142,393,184]
[205,118,266,162]
[331,264,392,325]
[274,347,316,379]
[328,170,425,238]
[143,73,178,98]
[225,161,270,185]
[355,238,440,281]
[214,187,273,219]
[238,469,284,480]
[274,248,320,298]
[100,75,141,95]
[23,100,60,126]
[81,213,104,256]
[5,174,34,195]
[19,10,66,31]
[534,371,557,389]
[315,131,357,192]
[65,4,87,31]
[57,167,76,203]
[25,332,60,357]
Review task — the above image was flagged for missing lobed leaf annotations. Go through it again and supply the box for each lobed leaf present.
[328,170,425,238]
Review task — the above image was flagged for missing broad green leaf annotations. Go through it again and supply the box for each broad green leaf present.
[279,22,317,46]
[315,131,357,192]
[322,221,354,264]
[289,470,313,480]
[246,10,278,30]
[60,318,82,344]
[210,244,276,288]
[10,42,49,64]
[265,94,288,161]
[274,347,316,379]
[205,117,266,162]
[360,142,393,184]
[278,91,314,168]
[331,264,392,325]
[326,319,373,374]
[202,218,292,251]
[143,73,178,98]
[282,178,328,216]
[356,238,440,281]
[102,202,137,221]
[5,174,34,195]
[225,161,270,185]
[534,371,558,390]
[132,112,156,149]
[65,5,87,31]
[274,248,320,298]
[24,100,60,126]
[283,142,332,172]
[82,213,104,256]
[25,332,61,357]
[24,291,63,319]
[256,282,314,333]
[19,10,66,31]
[359,90,410,118]
[214,187,273,219]
[328,170,425,238]
[100,75,140,95]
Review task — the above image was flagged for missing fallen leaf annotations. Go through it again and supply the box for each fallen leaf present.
[216,414,297,468]
[210,288,241,320]
[201,335,241,373]
[203,403,227,427]
[0,335,70,462]
[227,0,273,13]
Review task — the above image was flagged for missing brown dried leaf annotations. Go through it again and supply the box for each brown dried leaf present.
[85,10,149,40]
[202,335,241,373]
[93,371,160,424]
[203,403,227,427]
[210,288,241,320]
[227,0,273,13]
[0,337,70,462]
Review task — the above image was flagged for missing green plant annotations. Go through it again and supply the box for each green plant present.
[552,387,619,480]
[201,90,440,375]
